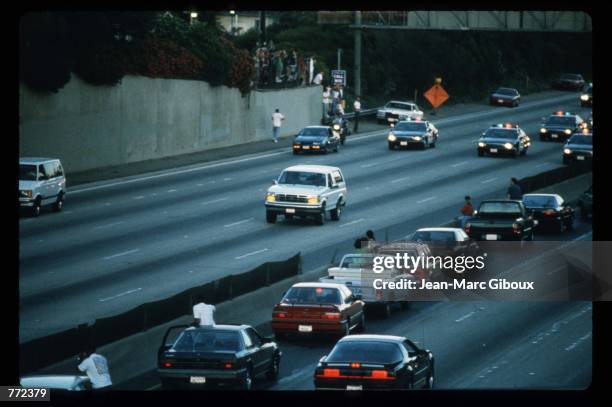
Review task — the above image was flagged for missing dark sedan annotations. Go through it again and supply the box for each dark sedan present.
[293,126,339,154]
[477,124,530,158]
[563,132,592,165]
[157,324,281,390]
[554,73,585,91]
[490,87,521,107]
[387,119,438,150]
[539,112,584,142]
[522,194,574,233]
[314,335,435,390]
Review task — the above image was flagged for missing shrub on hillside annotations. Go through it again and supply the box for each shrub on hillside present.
[74,43,125,86]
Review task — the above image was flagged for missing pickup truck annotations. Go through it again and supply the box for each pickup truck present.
[319,253,413,317]
[464,200,536,241]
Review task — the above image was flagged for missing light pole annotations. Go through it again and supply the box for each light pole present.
[230,10,237,35]
[190,12,198,26]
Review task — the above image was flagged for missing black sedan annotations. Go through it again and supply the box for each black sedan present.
[554,73,585,91]
[477,123,530,158]
[387,119,438,150]
[157,324,282,390]
[562,132,592,165]
[490,87,521,107]
[539,112,584,142]
[293,126,340,154]
[314,334,435,390]
[522,194,574,233]
[580,83,593,107]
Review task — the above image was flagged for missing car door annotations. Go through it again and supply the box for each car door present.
[158,325,189,358]
[247,327,274,372]
[241,329,267,376]
[402,340,429,386]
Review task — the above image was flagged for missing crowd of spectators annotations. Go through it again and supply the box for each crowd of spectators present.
[253,41,318,88]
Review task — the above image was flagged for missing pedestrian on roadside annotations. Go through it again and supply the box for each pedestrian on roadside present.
[331,86,340,114]
[272,108,285,143]
[353,96,362,133]
[193,302,216,326]
[507,178,523,200]
[313,71,323,85]
[322,86,331,122]
[458,195,474,229]
[77,347,112,390]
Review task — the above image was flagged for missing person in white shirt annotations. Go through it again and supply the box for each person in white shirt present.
[312,71,323,85]
[353,96,362,133]
[78,349,112,390]
[193,302,216,326]
[322,87,331,121]
[271,108,284,143]
[336,103,345,116]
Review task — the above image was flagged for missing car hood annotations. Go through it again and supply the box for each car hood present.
[295,135,327,143]
[479,137,516,144]
[544,124,574,130]
[19,180,40,190]
[268,184,328,196]
[565,143,592,151]
[380,108,412,114]
[491,93,515,99]
[392,131,427,137]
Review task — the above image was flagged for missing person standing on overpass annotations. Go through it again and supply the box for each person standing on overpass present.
[272,108,284,143]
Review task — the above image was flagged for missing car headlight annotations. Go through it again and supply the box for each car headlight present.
[478,142,486,148]
[266,193,276,202]
[388,134,397,142]
[581,94,589,101]
[293,144,301,148]
[540,128,547,133]
[21,190,33,198]
[564,129,572,135]
[413,136,422,141]
[564,148,572,155]
[333,125,341,130]
[307,196,319,204]
[504,142,514,150]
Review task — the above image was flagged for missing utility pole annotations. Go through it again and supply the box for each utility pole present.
[354,11,362,97]
[260,11,267,46]
[337,48,342,70]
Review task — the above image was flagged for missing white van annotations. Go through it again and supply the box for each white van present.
[19,157,66,216]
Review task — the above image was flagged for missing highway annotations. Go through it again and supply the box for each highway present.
[19,90,592,347]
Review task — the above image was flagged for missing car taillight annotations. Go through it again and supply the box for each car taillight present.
[323,369,341,378]
[224,362,234,369]
[274,311,287,318]
[543,209,556,216]
[163,362,172,368]
[351,362,361,368]
[322,312,341,320]
[371,370,389,379]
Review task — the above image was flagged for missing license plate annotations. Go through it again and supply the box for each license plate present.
[485,234,498,241]
[490,148,498,153]
[498,99,504,103]
[347,385,363,391]
[400,141,408,146]
[190,376,206,384]
[577,155,585,160]
[303,145,310,150]
[286,208,296,214]
[298,325,313,332]
[551,134,558,138]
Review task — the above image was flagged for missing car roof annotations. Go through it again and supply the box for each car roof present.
[302,126,330,130]
[20,157,60,164]
[21,375,89,389]
[185,324,249,332]
[338,334,406,343]
[387,100,415,105]
[523,193,561,199]
[495,87,517,91]
[292,282,346,289]
[416,227,463,233]
[480,199,522,204]
[283,165,340,174]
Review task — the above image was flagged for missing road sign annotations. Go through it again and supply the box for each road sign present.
[332,70,346,86]
[424,84,449,109]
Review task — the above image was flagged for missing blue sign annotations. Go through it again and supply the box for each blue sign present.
[331,70,346,86]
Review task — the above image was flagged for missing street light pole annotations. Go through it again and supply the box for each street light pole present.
[337,48,342,70]
[354,11,362,97]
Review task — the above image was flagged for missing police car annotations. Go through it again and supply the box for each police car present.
[477,123,530,158]
[562,127,592,165]
[539,111,584,142]
[387,117,439,150]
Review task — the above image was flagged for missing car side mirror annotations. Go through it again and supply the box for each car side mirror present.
[38,174,47,181]
[272,179,278,185]
[262,336,273,343]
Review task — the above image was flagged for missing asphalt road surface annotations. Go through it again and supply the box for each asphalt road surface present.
[19,91,592,344]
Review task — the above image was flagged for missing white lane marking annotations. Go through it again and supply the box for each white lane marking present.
[202,197,228,205]
[529,372,536,376]
[360,162,379,168]
[187,270,194,274]
[339,218,365,228]
[70,150,288,194]
[455,311,476,322]
[235,248,268,260]
[452,161,469,167]
[98,288,142,303]
[417,196,436,204]
[224,218,253,228]
[565,332,592,351]
[93,221,125,230]
[391,176,411,184]
[104,202,111,206]
[197,183,204,187]
[167,189,177,193]
[223,177,232,181]
[481,177,498,184]
[103,249,139,260]
[37,239,44,243]
[133,195,145,200]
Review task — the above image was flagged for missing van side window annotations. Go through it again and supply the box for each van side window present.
[328,174,334,187]
[332,170,343,183]
[43,163,56,178]
[55,162,64,176]
[38,165,47,179]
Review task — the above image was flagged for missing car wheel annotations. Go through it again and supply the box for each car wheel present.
[32,197,42,217]
[563,156,570,165]
[241,367,253,390]
[266,211,277,224]
[540,134,547,142]
[53,192,64,212]
[334,143,339,153]
[356,312,366,333]
[430,137,437,148]
[388,142,395,150]
[477,150,484,157]
[520,147,527,156]
[424,366,435,389]
[511,150,518,159]
[330,201,342,221]
[316,207,325,226]
[266,353,281,381]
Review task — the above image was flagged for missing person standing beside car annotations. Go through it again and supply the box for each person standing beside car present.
[507,178,523,200]
[459,195,474,229]
[77,348,112,390]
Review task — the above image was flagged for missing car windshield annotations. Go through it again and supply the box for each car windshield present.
[300,128,328,137]
[385,102,411,110]
[478,202,522,216]
[546,116,575,125]
[171,330,241,353]
[484,129,518,139]
[278,171,326,187]
[413,231,456,242]
[495,88,516,95]
[568,135,592,145]
[562,74,582,80]
[523,195,557,208]
[20,164,37,181]
[394,122,426,132]
[327,341,403,364]
[281,287,341,305]
[341,256,374,268]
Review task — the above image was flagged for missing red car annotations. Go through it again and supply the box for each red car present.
[272,282,365,339]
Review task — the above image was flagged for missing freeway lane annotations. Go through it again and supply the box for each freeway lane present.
[19,91,591,342]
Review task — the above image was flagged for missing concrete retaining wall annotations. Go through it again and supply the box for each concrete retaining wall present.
[19,76,321,173]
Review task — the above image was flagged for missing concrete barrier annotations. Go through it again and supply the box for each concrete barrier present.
[19,76,321,173]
